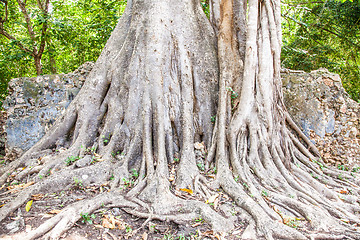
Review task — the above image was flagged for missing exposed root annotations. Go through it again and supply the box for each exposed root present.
[23,192,136,240]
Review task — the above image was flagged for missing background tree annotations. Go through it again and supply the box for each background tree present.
[0,0,360,239]
[282,0,360,101]
[0,0,127,108]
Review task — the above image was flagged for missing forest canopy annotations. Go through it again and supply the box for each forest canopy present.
[0,0,359,106]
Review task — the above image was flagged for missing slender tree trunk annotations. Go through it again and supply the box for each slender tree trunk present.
[34,55,43,75]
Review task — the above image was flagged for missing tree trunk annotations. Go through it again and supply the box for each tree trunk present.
[34,55,43,75]
[1,0,360,239]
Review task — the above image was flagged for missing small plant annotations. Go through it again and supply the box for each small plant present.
[338,165,348,171]
[38,174,43,179]
[338,174,344,180]
[130,168,139,178]
[122,178,134,188]
[210,115,216,123]
[174,157,180,163]
[125,225,132,233]
[261,190,269,197]
[197,163,205,171]
[234,176,239,182]
[80,212,96,224]
[109,174,114,181]
[352,167,360,173]
[111,151,120,157]
[313,159,325,170]
[73,177,83,189]
[226,87,239,99]
[286,219,299,229]
[194,216,204,223]
[65,156,80,166]
[243,182,249,189]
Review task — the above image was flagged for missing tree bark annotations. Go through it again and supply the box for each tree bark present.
[34,55,43,75]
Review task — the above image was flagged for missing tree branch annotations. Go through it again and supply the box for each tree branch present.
[0,28,33,55]
[37,0,50,57]
[0,0,8,23]
[16,0,36,47]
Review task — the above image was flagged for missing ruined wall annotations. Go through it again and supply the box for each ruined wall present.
[2,65,359,167]
[283,68,359,167]
[2,62,94,159]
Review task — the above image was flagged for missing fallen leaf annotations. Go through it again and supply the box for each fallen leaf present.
[32,194,45,200]
[25,200,33,212]
[102,214,126,230]
[7,182,35,192]
[180,188,193,195]
[194,142,205,150]
[339,189,348,194]
[93,224,103,229]
[48,209,61,214]
[102,217,115,229]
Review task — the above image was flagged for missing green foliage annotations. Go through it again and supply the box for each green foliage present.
[0,0,127,107]
[80,212,96,224]
[65,156,80,166]
[200,0,210,18]
[282,0,360,101]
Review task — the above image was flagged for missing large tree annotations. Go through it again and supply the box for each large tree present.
[1,0,360,239]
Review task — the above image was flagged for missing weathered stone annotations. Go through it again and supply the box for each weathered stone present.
[2,65,359,168]
[2,62,94,159]
[282,68,360,167]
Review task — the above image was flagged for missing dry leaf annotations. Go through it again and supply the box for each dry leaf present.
[32,194,44,200]
[194,142,205,150]
[7,182,35,192]
[25,200,33,212]
[180,188,193,195]
[102,215,126,230]
[48,209,61,214]
[339,189,348,194]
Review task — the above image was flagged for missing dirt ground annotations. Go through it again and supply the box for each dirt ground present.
[0,155,247,240]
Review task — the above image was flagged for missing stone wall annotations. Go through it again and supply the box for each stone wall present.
[282,68,359,167]
[2,64,359,167]
[2,62,94,159]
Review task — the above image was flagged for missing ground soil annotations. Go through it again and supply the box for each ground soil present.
[0,156,247,240]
